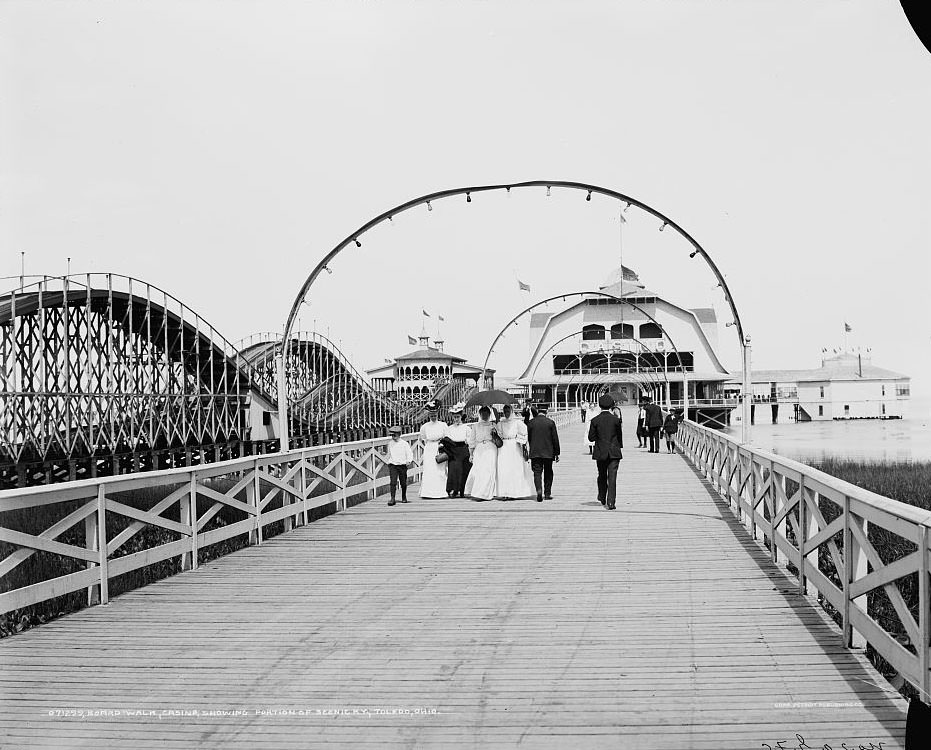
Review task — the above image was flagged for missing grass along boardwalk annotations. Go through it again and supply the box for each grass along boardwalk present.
[0,422,908,749]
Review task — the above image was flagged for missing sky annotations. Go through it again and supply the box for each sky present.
[2,1,930,399]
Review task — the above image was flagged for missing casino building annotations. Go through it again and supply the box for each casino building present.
[509,266,738,426]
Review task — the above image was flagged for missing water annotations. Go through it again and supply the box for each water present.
[725,397,931,464]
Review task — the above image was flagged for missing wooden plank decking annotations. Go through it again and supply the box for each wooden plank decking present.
[0,422,908,749]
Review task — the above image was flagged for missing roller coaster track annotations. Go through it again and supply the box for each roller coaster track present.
[237,332,477,438]
[0,276,447,487]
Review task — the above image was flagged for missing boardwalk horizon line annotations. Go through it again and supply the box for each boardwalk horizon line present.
[1,416,919,749]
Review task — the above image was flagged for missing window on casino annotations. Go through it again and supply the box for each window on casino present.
[582,324,606,341]
[639,322,662,338]
[896,384,910,397]
[610,323,634,339]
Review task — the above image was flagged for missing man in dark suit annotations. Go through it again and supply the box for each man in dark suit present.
[643,396,664,453]
[527,403,560,502]
[588,394,624,509]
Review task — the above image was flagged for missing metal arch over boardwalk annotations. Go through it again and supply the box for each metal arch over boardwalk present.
[276,179,755,449]
[0,420,910,749]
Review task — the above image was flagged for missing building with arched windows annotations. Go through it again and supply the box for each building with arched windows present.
[510,265,735,426]
[366,333,494,400]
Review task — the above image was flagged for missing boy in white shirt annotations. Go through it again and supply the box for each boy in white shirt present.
[386,426,414,506]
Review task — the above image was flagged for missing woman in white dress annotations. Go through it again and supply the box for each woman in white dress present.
[495,404,535,499]
[418,400,448,499]
[465,405,498,501]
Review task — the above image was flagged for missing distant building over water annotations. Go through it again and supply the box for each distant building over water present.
[725,352,911,424]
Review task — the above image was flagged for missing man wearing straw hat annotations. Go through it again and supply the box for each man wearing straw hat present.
[385,425,414,506]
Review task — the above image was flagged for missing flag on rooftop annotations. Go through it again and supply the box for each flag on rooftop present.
[422,310,430,317]
[438,315,445,322]
[407,335,417,345]
[518,280,531,292]
[844,322,852,333]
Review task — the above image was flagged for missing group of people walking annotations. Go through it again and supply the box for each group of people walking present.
[635,396,680,453]
[386,399,560,504]
[385,394,681,509]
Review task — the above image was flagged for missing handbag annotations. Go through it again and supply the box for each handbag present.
[434,452,449,464]
[491,429,503,449]
[522,444,530,461]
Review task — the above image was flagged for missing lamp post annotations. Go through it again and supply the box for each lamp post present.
[741,335,752,444]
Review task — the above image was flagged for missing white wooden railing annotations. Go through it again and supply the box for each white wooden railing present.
[1,409,584,620]
[549,407,581,428]
[0,433,427,616]
[678,418,931,700]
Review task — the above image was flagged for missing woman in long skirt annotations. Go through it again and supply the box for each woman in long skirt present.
[465,406,498,500]
[445,403,472,497]
[636,402,648,448]
[418,400,448,498]
[495,404,535,499]
[663,409,679,453]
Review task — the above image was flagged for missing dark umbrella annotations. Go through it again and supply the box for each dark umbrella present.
[465,389,518,407]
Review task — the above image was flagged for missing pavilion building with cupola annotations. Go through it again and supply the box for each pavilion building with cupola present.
[508,265,736,426]
[366,332,494,401]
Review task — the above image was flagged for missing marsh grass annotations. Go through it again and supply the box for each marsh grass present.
[806,460,930,700]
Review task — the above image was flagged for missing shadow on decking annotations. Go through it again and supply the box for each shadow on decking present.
[680,455,906,736]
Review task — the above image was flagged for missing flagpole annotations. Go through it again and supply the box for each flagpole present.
[619,205,624,338]
[619,205,624,281]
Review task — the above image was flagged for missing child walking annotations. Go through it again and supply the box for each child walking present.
[386,426,414,505]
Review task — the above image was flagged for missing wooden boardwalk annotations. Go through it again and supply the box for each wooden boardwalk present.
[0,422,908,749]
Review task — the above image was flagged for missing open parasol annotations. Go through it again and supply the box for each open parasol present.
[465,389,518,407]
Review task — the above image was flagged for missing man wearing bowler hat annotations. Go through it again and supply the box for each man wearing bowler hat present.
[526,403,560,502]
[643,396,664,453]
[588,394,624,509]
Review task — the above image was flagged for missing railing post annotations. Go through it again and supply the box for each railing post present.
[845,502,867,648]
[771,460,783,565]
[842,493,852,645]
[338,446,347,511]
[96,485,109,606]
[180,474,197,571]
[919,523,930,702]
[249,458,263,545]
[300,450,308,526]
[85,499,100,606]
[806,487,821,599]
[368,438,377,501]
[283,456,294,533]
[798,475,808,596]
[748,452,761,542]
